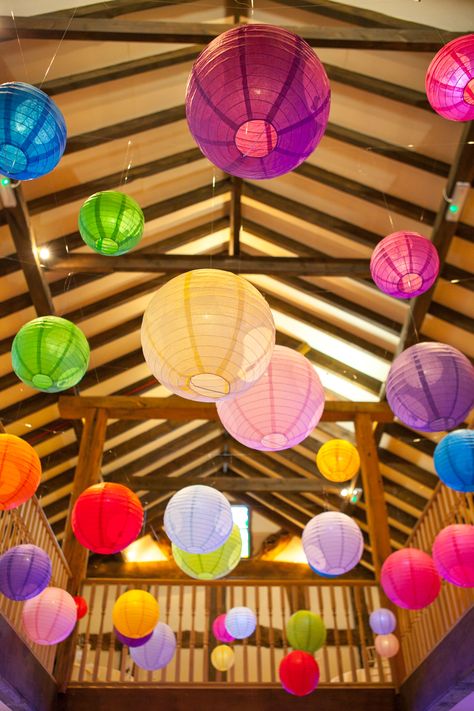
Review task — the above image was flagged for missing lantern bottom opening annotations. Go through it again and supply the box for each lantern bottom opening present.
[398,272,423,295]
[464,79,474,105]
[429,417,457,431]
[261,432,288,448]
[235,119,278,158]
[32,373,53,389]
[96,237,119,254]
[0,143,27,175]
[189,372,230,398]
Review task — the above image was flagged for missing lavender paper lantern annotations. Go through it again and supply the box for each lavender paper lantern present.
[217,346,324,451]
[114,627,153,648]
[369,608,396,636]
[386,342,474,432]
[0,544,51,601]
[225,606,256,639]
[22,587,77,645]
[370,232,439,299]
[432,524,474,588]
[426,34,474,121]
[130,622,176,670]
[302,511,363,576]
[186,24,330,179]
[433,430,474,492]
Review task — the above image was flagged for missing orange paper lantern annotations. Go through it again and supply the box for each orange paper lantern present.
[0,434,41,510]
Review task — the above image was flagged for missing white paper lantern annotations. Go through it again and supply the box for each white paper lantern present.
[130,622,176,671]
[225,606,256,639]
[375,633,400,658]
[22,587,77,645]
[302,512,364,576]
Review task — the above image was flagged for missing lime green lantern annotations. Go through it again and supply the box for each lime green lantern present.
[78,191,144,255]
[12,316,90,393]
[172,524,242,580]
[286,610,326,653]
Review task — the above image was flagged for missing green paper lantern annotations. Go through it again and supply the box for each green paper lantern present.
[12,316,90,393]
[286,610,326,653]
[78,191,144,256]
[172,524,242,580]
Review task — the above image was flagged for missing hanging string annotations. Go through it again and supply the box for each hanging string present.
[39,7,78,88]
[10,10,29,83]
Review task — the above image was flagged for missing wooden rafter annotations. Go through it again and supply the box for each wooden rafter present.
[229,177,242,257]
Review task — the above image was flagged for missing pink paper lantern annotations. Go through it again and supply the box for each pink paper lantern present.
[381,549,441,610]
[375,634,400,659]
[370,232,439,299]
[212,614,235,643]
[217,346,325,451]
[432,524,474,588]
[22,587,77,645]
[426,34,474,121]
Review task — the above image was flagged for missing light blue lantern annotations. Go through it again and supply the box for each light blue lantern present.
[434,430,474,492]
[225,606,256,639]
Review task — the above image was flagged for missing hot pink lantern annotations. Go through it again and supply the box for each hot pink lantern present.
[370,232,439,299]
[186,24,330,179]
[426,34,474,121]
[216,346,324,451]
[212,614,235,643]
[22,587,77,645]
[432,524,474,588]
[381,549,441,610]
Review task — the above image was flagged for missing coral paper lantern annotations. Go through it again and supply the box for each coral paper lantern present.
[113,590,159,639]
[386,342,474,432]
[286,610,326,654]
[217,346,324,451]
[212,614,235,643]
[302,511,364,576]
[381,549,441,610]
[426,34,474,121]
[186,24,330,180]
[0,434,41,511]
[72,482,143,554]
[225,607,256,639]
[370,231,439,299]
[211,645,235,672]
[79,191,144,256]
[0,544,51,601]
[114,627,153,647]
[22,587,77,645]
[141,269,275,402]
[369,608,396,636]
[131,623,176,670]
[375,634,400,659]
[279,651,320,697]
[432,524,474,588]
[172,524,241,580]
[0,82,66,180]
[434,430,474,492]
[164,485,233,554]
[74,596,88,621]
[316,439,360,483]
[12,316,90,393]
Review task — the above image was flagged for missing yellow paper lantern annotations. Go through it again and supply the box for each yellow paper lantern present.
[172,524,242,580]
[112,590,159,639]
[316,440,360,483]
[211,644,235,672]
[141,269,275,402]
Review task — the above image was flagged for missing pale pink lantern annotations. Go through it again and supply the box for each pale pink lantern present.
[432,524,474,588]
[370,232,439,299]
[22,587,77,645]
[426,34,474,121]
[216,346,325,451]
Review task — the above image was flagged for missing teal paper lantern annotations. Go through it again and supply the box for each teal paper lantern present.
[78,191,144,255]
[12,316,90,392]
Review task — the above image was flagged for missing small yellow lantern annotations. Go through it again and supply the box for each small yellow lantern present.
[316,440,360,482]
[211,644,235,672]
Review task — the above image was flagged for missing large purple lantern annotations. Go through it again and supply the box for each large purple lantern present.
[185,24,330,179]
[386,343,474,432]
[370,232,439,299]
[0,544,52,601]
[426,34,474,122]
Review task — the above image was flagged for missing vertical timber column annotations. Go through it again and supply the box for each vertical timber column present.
[354,413,406,685]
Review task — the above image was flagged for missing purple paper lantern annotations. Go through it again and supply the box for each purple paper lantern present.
[130,622,176,670]
[186,24,330,179]
[302,512,364,576]
[0,544,52,601]
[114,627,153,648]
[386,342,474,432]
[426,34,474,122]
[369,608,397,635]
[212,614,235,643]
[370,232,439,299]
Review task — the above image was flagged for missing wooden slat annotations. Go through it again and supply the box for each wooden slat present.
[126,476,333,492]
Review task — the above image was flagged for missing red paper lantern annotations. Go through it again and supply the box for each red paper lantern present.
[279,650,320,696]
[72,482,143,554]
[381,548,441,610]
[74,595,88,620]
[432,524,474,588]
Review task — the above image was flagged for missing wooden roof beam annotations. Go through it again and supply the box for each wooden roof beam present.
[229,176,242,257]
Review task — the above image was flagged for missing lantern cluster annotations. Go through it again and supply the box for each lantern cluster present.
[369,608,399,659]
[209,606,257,673]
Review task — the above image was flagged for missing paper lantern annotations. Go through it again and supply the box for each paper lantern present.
[113,590,159,639]
[72,482,143,554]
[225,606,256,639]
[211,644,235,672]
[216,346,324,450]
[434,430,474,492]
[302,511,364,576]
[426,34,474,121]
[0,82,66,180]
[164,485,233,554]
[131,622,176,670]
[141,269,275,402]
[381,549,441,610]
[286,610,326,653]
[22,587,76,645]
[369,608,396,635]
[375,634,400,659]
[74,596,88,621]
[79,191,144,256]
[279,651,320,697]
[432,524,474,588]
[12,316,90,393]
[386,342,474,432]
[212,614,235,643]
[114,627,153,648]
[316,439,360,483]
[0,434,41,510]
[172,524,241,580]
[0,544,51,601]
[370,231,439,299]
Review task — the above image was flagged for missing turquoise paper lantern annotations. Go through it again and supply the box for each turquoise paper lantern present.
[434,430,474,492]
[78,191,144,255]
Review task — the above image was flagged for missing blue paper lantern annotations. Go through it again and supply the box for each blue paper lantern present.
[0,544,52,601]
[225,606,256,639]
[0,82,67,180]
[434,430,474,492]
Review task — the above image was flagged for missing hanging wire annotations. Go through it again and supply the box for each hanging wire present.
[39,8,78,88]
[10,10,29,83]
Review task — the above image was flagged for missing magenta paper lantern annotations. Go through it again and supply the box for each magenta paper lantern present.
[381,549,441,610]
[217,346,324,451]
[370,231,439,299]
[432,524,474,588]
[386,342,474,432]
[369,608,396,636]
[426,34,474,121]
[186,24,330,179]
[22,587,77,645]
[212,614,235,643]
[130,622,176,670]
[302,511,364,576]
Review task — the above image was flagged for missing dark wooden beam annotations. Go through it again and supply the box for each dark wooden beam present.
[272,0,432,29]
[126,476,331,492]
[43,0,196,18]
[229,176,242,257]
